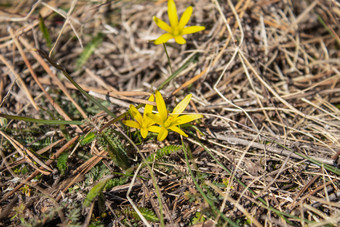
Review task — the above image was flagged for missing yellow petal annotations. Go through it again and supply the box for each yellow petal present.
[174,35,186,44]
[174,114,203,125]
[148,125,161,133]
[143,94,154,118]
[153,16,172,33]
[123,120,141,129]
[168,0,178,28]
[154,33,174,45]
[182,26,205,35]
[164,115,176,128]
[172,94,192,115]
[178,6,192,29]
[155,91,168,121]
[140,128,148,138]
[129,104,143,124]
[157,127,169,141]
[169,126,188,137]
[144,117,156,127]
[146,113,163,125]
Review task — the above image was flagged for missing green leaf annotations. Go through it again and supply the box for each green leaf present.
[192,212,206,225]
[76,33,103,71]
[317,14,340,46]
[98,129,130,170]
[57,152,68,175]
[79,132,96,146]
[157,53,197,90]
[0,117,7,128]
[136,207,159,222]
[83,179,108,207]
[0,113,83,125]
[36,49,116,119]
[124,207,159,222]
[145,145,182,163]
[39,14,52,50]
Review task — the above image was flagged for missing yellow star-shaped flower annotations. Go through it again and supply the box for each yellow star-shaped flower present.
[123,95,160,138]
[148,91,203,141]
[153,0,205,45]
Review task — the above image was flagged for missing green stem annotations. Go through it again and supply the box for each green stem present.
[157,54,196,91]
[163,43,173,75]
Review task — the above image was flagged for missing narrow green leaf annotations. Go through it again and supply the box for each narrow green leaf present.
[57,152,68,175]
[181,138,239,227]
[316,14,340,46]
[145,145,182,163]
[0,117,7,127]
[36,49,116,118]
[131,207,159,222]
[157,53,197,90]
[98,129,130,170]
[272,140,340,176]
[79,132,96,146]
[39,14,52,50]
[191,134,313,224]
[0,113,83,125]
[83,179,108,207]
[76,33,103,71]
[105,177,129,191]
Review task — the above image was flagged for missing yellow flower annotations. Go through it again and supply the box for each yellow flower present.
[123,95,160,138]
[153,0,205,45]
[148,91,203,141]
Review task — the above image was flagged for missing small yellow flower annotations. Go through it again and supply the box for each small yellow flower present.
[148,91,203,141]
[153,0,205,45]
[123,95,160,138]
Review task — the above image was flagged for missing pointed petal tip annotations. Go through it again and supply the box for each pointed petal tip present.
[123,120,140,129]
[141,128,148,138]
[178,6,193,28]
[168,0,178,28]
[174,35,186,44]
[154,33,173,45]
[155,90,168,121]
[157,127,169,141]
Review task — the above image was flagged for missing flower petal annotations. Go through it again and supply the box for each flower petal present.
[172,94,192,115]
[157,127,169,141]
[174,114,203,125]
[178,6,192,29]
[140,128,148,138]
[155,91,168,122]
[169,126,188,137]
[146,113,163,125]
[148,125,161,133]
[129,104,143,124]
[154,33,174,45]
[123,120,141,129]
[143,94,154,118]
[182,26,205,35]
[174,35,186,44]
[168,0,178,28]
[153,16,172,33]
[144,118,156,127]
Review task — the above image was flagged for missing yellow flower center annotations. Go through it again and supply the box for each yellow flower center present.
[172,27,181,36]
[164,115,176,128]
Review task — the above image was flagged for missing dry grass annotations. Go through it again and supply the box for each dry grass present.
[0,0,340,226]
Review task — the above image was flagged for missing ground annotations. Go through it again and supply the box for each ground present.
[0,0,339,226]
